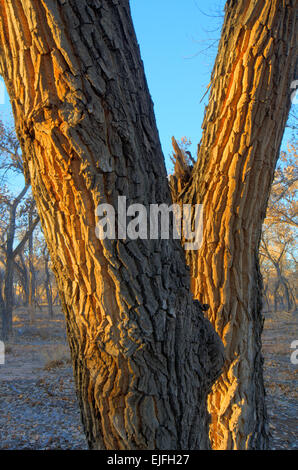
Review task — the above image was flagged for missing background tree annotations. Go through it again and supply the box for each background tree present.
[13,251,30,306]
[267,142,297,228]
[260,141,297,312]
[260,225,296,312]
[0,119,39,338]
[27,197,38,314]
[0,184,39,338]
[42,242,54,318]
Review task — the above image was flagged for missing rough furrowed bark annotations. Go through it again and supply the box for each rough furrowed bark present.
[171,0,297,450]
[0,0,224,449]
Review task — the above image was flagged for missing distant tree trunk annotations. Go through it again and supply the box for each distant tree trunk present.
[53,291,60,307]
[263,284,270,313]
[0,0,224,449]
[288,285,297,312]
[16,254,29,306]
[280,275,292,312]
[1,186,29,339]
[171,0,297,449]
[274,283,281,312]
[44,249,53,318]
[28,204,36,319]
[262,239,294,313]
[0,272,4,316]
[2,255,14,339]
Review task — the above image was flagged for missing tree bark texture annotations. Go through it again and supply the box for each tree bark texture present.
[171,0,297,450]
[0,0,224,449]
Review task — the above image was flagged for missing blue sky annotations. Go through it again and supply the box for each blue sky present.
[0,0,294,191]
[130,0,225,169]
[0,0,226,189]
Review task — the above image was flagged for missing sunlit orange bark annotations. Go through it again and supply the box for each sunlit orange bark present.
[171,0,297,450]
[0,0,224,449]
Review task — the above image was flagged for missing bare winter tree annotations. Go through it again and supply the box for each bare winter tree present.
[42,242,54,317]
[0,0,296,450]
[27,197,38,313]
[14,252,29,306]
[0,120,40,338]
[0,187,39,338]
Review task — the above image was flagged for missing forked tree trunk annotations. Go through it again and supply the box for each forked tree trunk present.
[171,0,297,449]
[0,0,224,449]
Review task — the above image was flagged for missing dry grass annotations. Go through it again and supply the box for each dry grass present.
[42,344,71,370]
[43,359,65,371]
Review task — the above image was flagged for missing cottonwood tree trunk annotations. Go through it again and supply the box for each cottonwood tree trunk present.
[0,0,224,449]
[171,0,297,449]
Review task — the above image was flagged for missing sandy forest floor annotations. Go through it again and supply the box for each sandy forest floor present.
[0,306,297,450]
